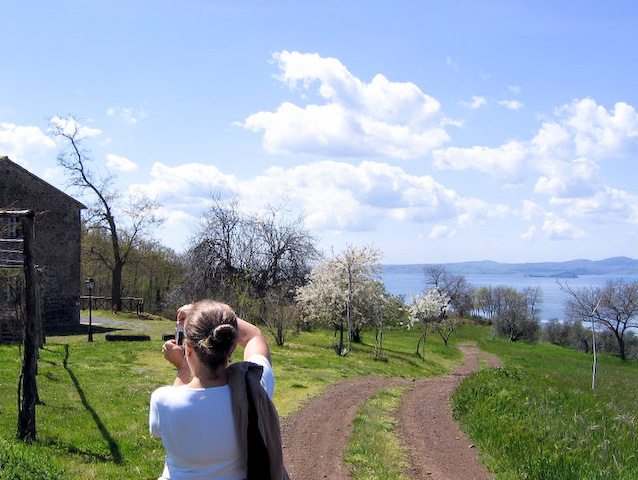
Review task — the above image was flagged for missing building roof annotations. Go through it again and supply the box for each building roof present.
[0,156,86,210]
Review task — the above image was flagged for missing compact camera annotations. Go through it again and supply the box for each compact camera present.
[175,323,185,345]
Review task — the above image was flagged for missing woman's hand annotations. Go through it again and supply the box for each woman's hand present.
[162,339,186,367]
[176,304,193,328]
[162,339,191,386]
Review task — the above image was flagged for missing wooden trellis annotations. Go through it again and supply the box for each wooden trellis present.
[0,209,41,441]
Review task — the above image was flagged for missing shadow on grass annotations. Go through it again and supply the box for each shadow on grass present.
[354,339,447,373]
[62,344,123,464]
[45,324,123,337]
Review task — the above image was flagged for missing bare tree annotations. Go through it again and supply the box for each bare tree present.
[566,318,593,353]
[249,202,320,298]
[523,286,543,320]
[560,279,638,361]
[177,195,250,303]
[261,288,300,347]
[366,286,399,360]
[474,286,499,320]
[176,195,320,346]
[51,116,162,311]
[490,286,541,342]
[424,265,474,317]
[435,316,461,346]
[543,318,570,346]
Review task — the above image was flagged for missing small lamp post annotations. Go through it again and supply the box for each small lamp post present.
[85,277,95,342]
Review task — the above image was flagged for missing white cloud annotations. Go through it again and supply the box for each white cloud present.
[0,122,56,166]
[529,99,638,224]
[520,204,584,241]
[49,116,102,140]
[553,186,638,224]
[163,209,195,227]
[521,226,538,241]
[456,198,511,228]
[132,160,519,239]
[446,56,459,72]
[534,157,598,198]
[42,167,66,185]
[542,213,585,240]
[459,96,487,109]
[521,200,544,220]
[433,141,528,185]
[508,85,521,94]
[121,90,638,259]
[242,51,450,159]
[133,163,239,205]
[530,121,572,160]
[434,98,638,232]
[429,225,455,239]
[150,208,199,252]
[106,107,146,125]
[106,153,138,172]
[557,98,638,159]
[241,160,463,230]
[498,100,524,110]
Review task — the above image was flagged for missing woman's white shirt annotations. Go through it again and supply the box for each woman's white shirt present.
[149,354,274,480]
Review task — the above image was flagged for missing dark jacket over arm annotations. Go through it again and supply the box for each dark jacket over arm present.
[227,361,291,480]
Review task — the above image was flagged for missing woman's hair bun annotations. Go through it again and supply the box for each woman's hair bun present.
[211,323,237,347]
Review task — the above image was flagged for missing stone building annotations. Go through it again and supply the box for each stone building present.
[0,156,85,326]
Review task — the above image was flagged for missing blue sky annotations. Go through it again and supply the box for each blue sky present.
[2,1,638,264]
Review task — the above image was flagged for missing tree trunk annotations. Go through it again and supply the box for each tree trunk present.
[336,324,345,356]
[112,261,123,312]
[352,327,361,344]
[616,332,626,361]
[276,325,284,347]
[346,268,352,353]
[375,326,384,357]
[416,329,427,360]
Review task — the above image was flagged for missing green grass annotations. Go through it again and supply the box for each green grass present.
[345,387,410,480]
[272,327,460,417]
[7,313,636,480]
[0,312,458,479]
[453,338,638,479]
[0,439,66,480]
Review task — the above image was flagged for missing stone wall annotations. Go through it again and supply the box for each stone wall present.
[0,157,84,326]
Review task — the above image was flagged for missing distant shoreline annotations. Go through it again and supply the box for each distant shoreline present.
[381,268,638,321]
[383,256,638,277]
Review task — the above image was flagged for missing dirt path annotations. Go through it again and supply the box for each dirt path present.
[280,343,501,480]
[397,343,501,480]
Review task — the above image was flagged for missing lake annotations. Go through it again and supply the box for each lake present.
[381,267,638,321]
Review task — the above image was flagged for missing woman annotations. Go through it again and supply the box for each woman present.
[149,301,288,480]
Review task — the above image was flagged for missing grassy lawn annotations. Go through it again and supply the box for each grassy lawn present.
[453,337,638,479]
[0,311,459,479]
[5,312,635,480]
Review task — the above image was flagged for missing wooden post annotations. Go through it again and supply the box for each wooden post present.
[18,211,38,441]
[591,298,601,390]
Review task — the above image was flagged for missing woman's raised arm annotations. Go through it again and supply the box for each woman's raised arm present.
[235,317,271,362]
